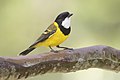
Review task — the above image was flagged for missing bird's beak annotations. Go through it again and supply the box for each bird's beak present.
[68,13,73,18]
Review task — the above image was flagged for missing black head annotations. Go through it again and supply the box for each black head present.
[54,12,73,35]
[55,12,73,23]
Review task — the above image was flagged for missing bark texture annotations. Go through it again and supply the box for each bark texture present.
[0,45,120,80]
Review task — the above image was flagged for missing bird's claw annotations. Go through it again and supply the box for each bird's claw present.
[64,48,73,50]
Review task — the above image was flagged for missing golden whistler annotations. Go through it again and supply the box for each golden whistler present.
[19,12,73,55]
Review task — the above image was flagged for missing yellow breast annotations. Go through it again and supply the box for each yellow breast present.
[36,22,69,47]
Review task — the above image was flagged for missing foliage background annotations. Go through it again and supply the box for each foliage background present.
[0,0,120,80]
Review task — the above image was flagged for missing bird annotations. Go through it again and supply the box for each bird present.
[19,11,73,55]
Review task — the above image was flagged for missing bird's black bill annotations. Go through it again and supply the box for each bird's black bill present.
[68,13,73,18]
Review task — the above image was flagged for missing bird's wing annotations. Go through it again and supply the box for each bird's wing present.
[29,23,57,48]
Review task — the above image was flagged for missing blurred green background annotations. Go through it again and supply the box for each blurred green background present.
[0,0,120,80]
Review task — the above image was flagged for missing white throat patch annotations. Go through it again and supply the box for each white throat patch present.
[62,17,71,29]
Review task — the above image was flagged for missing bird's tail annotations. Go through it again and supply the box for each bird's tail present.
[19,47,35,56]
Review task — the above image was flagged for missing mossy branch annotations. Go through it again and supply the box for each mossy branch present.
[0,45,120,80]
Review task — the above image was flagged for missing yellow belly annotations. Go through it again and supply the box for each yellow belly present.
[35,23,69,47]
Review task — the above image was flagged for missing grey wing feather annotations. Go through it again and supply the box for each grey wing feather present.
[29,23,57,48]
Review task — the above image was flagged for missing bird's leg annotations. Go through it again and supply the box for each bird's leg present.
[49,46,58,53]
[56,45,73,50]
[49,46,55,52]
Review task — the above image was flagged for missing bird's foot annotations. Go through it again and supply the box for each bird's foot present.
[50,49,58,53]
[63,47,73,50]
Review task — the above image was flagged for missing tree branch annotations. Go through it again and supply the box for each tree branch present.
[0,45,120,80]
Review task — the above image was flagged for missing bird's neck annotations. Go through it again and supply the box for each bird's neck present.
[54,22,71,35]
